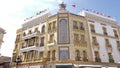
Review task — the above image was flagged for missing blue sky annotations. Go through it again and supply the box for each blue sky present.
[0,0,120,57]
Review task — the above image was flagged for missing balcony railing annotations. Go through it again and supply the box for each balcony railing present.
[75,56,81,61]
[22,32,39,40]
[83,57,88,62]
[48,28,56,33]
[48,40,54,44]
[92,41,99,45]
[80,27,84,30]
[115,34,118,38]
[95,57,101,62]
[74,40,87,46]
[40,43,44,47]
[106,44,112,48]
[73,26,78,29]
[104,32,108,35]
[109,58,114,63]
[91,29,95,33]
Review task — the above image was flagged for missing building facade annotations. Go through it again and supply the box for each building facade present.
[11,3,120,68]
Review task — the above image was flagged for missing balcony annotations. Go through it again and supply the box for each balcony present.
[91,29,95,33]
[92,41,99,49]
[75,56,81,61]
[22,32,39,40]
[48,40,54,43]
[115,34,118,38]
[83,57,88,62]
[48,28,56,33]
[20,45,38,52]
[95,57,101,62]
[80,27,84,30]
[104,32,108,35]
[74,40,87,46]
[106,44,112,48]
[109,58,114,63]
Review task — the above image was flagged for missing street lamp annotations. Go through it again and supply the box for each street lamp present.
[15,56,22,68]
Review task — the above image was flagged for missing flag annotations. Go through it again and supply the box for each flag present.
[72,3,76,8]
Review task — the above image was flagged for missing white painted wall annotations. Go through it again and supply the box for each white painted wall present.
[109,38,120,63]
[97,36,109,62]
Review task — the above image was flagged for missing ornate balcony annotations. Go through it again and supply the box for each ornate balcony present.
[106,44,112,48]
[92,41,99,49]
[48,28,56,33]
[74,40,87,46]
[20,46,38,52]
[22,32,39,40]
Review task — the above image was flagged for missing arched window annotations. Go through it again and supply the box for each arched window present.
[28,30,32,34]
[75,50,80,61]
[83,51,88,61]
[41,25,45,33]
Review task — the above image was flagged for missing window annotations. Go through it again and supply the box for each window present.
[94,51,101,62]
[23,32,26,36]
[29,38,35,46]
[41,25,45,33]
[90,24,95,33]
[102,27,107,35]
[92,37,97,42]
[74,34,79,41]
[80,35,85,41]
[83,51,88,61]
[116,41,120,49]
[75,50,80,61]
[79,23,84,30]
[50,34,54,42]
[48,23,52,31]
[40,37,44,46]
[34,51,38,59]
[113,30,118,37]
[73,21,78,29]
[28,30,32,34]
[47,51,50,61]
[39,52,43,58]
[108,53,114,63]
[53,21,56,29]
[34,27,39,33]
[29,51,34,60]
[52,50,56,60]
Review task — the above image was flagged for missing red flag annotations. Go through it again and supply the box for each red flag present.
[72,3,76,8]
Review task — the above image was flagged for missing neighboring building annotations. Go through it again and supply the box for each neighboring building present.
[11,3,120,68]
[0,27,6,54]
[0,56,11,68]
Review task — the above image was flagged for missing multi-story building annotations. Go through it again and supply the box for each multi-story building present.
[11,3,120,68]
[0,27,6,55]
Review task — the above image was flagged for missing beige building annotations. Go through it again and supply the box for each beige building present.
[11,3,120,68]
[0,27,6,55]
